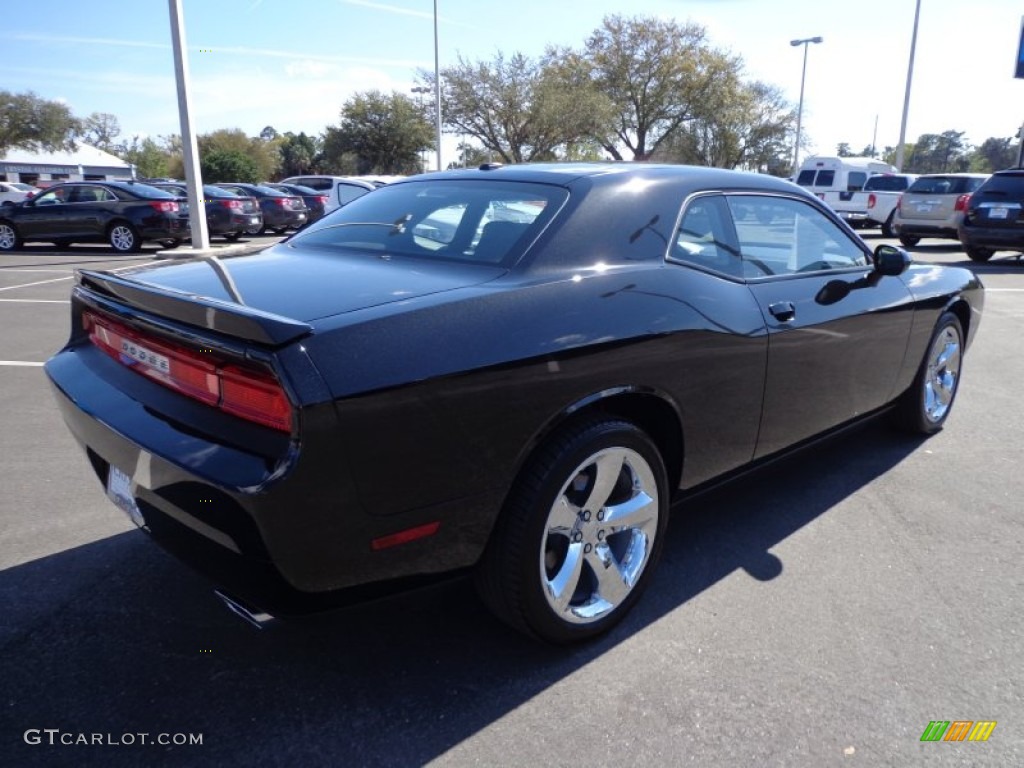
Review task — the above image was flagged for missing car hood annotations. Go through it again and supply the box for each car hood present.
[118,244,506,323]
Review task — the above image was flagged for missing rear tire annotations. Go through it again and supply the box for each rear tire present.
[899,235,920,248]
[224,232,242,242]
[0,222,21,251]
[476,418,669,644]
[108,222,141,253]
[964,246,993,262]
[893,311,964,434]
[272,227,288,235]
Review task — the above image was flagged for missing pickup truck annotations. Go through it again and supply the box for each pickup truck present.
[826,174,918,236]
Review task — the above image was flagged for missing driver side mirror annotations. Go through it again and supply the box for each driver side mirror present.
[873,244,911,276]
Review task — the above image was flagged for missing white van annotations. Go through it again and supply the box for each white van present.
[795,156,897,220]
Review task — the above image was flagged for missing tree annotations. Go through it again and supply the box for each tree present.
[426,52,610,164]
[904,130,970,174]
[82,112,121,151]
[969,136,1016,172]
[197,128,280,181]
[563,15,737,160]
[321,90,432,174]
[117,135,170,179]
[279,131,320,177]
[200,149,259,183]
[259,125,279,142]
[0,90,80,156]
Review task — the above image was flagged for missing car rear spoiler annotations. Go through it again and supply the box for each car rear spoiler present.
[76,269,313,346]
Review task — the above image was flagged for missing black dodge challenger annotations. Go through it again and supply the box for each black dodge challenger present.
[45,163,983,643]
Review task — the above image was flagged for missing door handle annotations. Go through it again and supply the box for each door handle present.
[768,301,796,322]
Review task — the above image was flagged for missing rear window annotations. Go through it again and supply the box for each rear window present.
[796,169,835,188]
[972,174,1024,198]
[289,180,567,266]
[908,176,985,195]
[863,175,911,192]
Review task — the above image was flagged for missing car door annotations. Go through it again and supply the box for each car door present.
[725,194,916,459]
[15,187,70,239]
[65,184,117,239]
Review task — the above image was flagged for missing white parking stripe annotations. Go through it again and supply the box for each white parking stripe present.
[0,268,74,273]
[0,361,45,367]
[0,299,70,304]
[0,275,73,292]
[985,288,1024,292]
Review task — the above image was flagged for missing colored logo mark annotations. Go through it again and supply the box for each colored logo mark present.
[920,721,996,742]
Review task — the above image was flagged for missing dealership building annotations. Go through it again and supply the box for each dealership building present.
[0,144,133,185]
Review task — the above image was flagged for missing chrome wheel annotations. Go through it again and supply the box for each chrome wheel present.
[109,224,138,252]
[923,323,961,424]
[0,223,19,250]
[540,447,660,624]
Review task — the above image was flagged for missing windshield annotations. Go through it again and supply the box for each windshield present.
[289,179,567,266]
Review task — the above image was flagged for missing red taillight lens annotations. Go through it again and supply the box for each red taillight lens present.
[83,311,292,432]
[220,199,242,209]
[867,193,877,209]
[274,197,288,207]
[316,196,328,205]
[149,201,179,213]
[220,365,292,432]
[955,194,971,212]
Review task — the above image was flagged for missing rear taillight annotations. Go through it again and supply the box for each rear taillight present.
[316,196,328,205]
[867,193,877,209]
[220,199,243,210]
[273,197,289,207]
[895,197,902,213]
[83,311,292,432]
[955,194,971,212]
[149,201,179,213]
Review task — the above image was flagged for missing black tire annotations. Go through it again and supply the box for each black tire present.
[881,211,896,238]
[224,232,242,242]
[899,235,920,248]
[893,311,964,435]
[964,246,993,262]
[53,240,72,250]
[272,227,288,235]
[0,222,21,251]
[108,222,141,253]
[244,223,266,236]
[476,418,669,644]
[160,239,181,249]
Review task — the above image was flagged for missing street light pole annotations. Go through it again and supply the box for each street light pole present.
[433,0,442,171]
[790,36,823,175]
[895,0,922,171]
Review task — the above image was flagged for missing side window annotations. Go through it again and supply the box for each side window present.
[815,170,835,188]
[847,172,867,192]
[670,195,742,277]
[300,178,330,191]
[34,189,65,205]
[727,196,869,276]
[336,183,370,206]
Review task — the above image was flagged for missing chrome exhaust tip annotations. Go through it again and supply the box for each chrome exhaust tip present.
[214,590,276,629]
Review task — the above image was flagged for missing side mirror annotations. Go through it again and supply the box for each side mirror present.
[873,244,911,276]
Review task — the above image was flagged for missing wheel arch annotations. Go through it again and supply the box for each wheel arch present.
[522,386,685,496]
[944,297,971,346]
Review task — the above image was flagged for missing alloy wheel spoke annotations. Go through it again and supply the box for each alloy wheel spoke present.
[547,542,585,613]
[586,543,631,607]
[546,494,580,536]
[581,451,625,514]
[603,491,657,535]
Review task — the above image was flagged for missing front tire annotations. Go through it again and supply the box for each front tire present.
[881,211,896,238]
[108,222,141,253]
[893,311,964,434]
[899,235,920,248]
[476,418,669,644]
[0,222,22,251]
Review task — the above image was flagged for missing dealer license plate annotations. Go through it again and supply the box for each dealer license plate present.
[106,466,145,527]
[989,207,1009,219]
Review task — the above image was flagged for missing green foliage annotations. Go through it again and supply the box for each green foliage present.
[903,131,970,173]
[117,136,169,179]
[0,90,80,156]
[200,149,260,183]
[320,91,431,174]
[279,131,320,177]
[82,112,121,151]
[970,136,1016,172]
[197,128,280,181]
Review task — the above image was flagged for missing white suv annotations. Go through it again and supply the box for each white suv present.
[279,176,376,214]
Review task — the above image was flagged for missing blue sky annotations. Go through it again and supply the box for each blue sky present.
[3,0,1022,162]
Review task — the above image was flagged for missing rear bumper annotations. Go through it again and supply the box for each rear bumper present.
[44,340,486,613]
[958,223,1024,251]
[892,221,959,240]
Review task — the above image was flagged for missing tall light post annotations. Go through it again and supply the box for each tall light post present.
[895,0,922,171]
[432,0,442,170]
[790,36,823,174]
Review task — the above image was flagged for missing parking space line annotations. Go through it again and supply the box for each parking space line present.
[0,361,46,367]
[0,268,74,273]
[986,288,1024,292]
[0,299,70,304]
[0,276,73,292]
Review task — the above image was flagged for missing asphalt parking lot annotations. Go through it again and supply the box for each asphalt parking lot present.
[1,234,1021,767]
